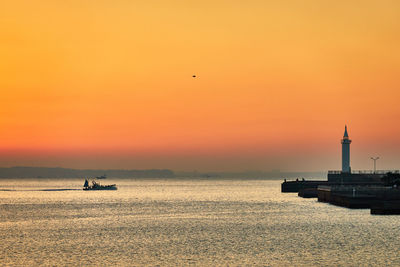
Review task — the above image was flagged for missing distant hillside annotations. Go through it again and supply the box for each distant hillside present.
[0,167,175,178]
[175,170,326,180]
[0,167,326,180]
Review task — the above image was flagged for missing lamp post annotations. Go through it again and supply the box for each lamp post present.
[370,157,379,173]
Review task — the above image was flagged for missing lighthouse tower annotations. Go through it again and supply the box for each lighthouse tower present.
[341,125,352,173]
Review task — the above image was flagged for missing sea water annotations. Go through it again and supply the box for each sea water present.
[0,179,399,266]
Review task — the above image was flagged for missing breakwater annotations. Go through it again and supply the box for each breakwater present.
[281,180,328,192]
[318,185,400,214]
[282,179,400,215]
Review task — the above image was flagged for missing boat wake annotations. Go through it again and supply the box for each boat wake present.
[0,189,81,191]
[40,189,81,191]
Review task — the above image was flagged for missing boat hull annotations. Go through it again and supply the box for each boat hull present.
[83,185,117,190]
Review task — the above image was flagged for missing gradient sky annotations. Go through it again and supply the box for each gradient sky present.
[1,1,400,171]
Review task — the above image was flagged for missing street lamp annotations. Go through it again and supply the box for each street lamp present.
[370,157,379,173]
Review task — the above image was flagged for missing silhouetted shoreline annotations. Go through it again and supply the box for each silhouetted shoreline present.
[0,166,325,180]
[0,167,174,178]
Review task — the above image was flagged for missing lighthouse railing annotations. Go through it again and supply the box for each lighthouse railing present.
[328,170,400,175]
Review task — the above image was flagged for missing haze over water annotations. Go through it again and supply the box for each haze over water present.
[1,178,399,266]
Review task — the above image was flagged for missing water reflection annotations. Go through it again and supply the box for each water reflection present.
[0,179,399,266]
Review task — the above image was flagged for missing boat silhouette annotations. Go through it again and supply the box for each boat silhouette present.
[83,179,117,190]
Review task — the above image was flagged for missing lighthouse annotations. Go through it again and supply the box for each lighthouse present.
[341,125,352,173]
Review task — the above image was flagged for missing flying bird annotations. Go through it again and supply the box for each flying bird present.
[192,75,196,78]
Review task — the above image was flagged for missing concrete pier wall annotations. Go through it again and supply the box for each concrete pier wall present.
[371,200,400,215]
[317,185,400,210]
[281,180,328,193]
[327,173,384,183]
[282,179,400,215]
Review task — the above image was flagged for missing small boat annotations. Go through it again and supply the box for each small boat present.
[83,179,117,190]
[95,174,107,179]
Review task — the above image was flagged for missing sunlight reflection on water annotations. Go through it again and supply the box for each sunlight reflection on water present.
[0,179,399,266]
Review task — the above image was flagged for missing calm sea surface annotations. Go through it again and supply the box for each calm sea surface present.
[0,178,399,266]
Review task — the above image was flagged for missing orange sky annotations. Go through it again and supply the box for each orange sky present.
[1,1,400,171]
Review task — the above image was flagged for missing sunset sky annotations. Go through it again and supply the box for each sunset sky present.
[1,1,400,171]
